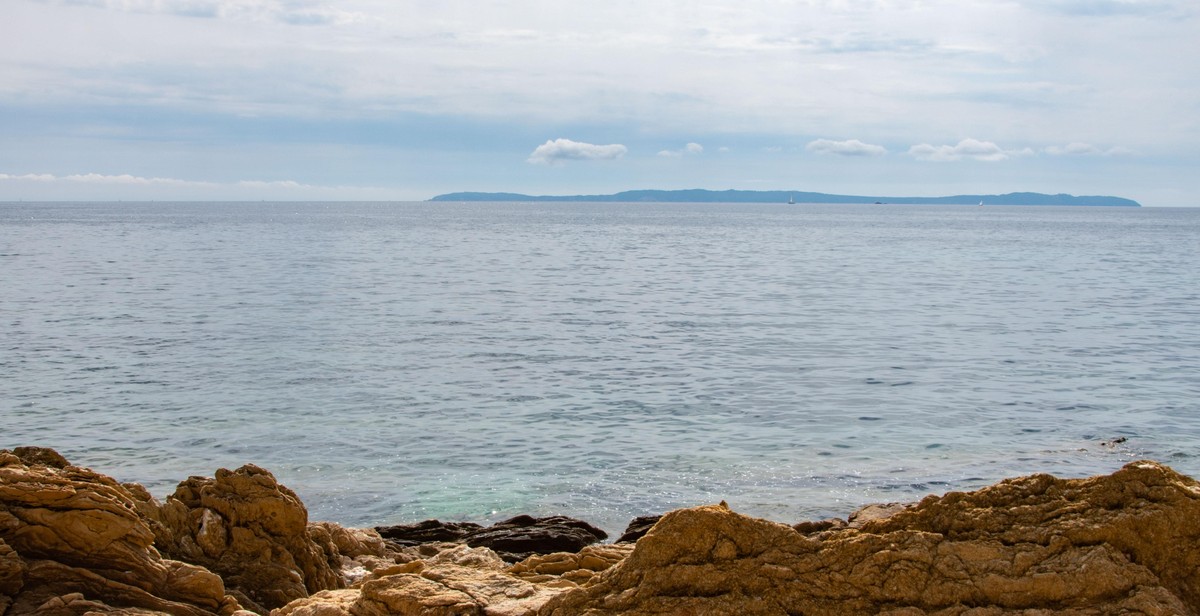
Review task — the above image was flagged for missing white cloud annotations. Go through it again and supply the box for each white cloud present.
[527,138,628,165]
[806,138,886,157]
[1044,142,1137,156]
[907,138,1016,162]
[235,179,311,188]
[64,172,212,186]
[657,142,704,157]
[0,173,57,182]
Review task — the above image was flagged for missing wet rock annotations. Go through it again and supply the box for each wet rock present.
[0,448,237,616]
[613,515,661,544]
[375,516,609,564]
[155,464,342,613]
[462,516,607,563]
[375,520,484,546]
[541,462,1200,615]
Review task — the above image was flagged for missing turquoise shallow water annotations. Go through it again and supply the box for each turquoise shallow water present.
[2,201,1198,533]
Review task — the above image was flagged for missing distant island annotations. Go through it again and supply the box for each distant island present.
[430,189,1140,207]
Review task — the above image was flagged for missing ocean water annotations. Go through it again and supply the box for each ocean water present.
[2,201,1198,534]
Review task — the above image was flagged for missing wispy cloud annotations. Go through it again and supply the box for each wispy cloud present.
[0,170,418,199]
[50,0,362,25]
[2,171,324,190]
[527,138,628,165]
[0,172,211,186]
[1025,0,1183,17]
[657,142,704,158]
[1044,142,1137,156]
[907,139,1030,162]
[806,138,886,157]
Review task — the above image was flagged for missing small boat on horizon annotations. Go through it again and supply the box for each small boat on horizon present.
[788,195,795,204]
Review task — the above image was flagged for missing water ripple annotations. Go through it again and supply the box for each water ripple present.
[2,201,1198,533]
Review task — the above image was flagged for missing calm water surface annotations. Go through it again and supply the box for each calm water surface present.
[2,201,1198,533]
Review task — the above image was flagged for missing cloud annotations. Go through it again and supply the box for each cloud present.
[527,138,628,165]
[1044,142,1137,156]
[52,0,361,26]
[1024,0,1182,17]
[0,172,211,186]
[0,173,57,182]
[907,139,1016,162]
[657,142,704,157]
[0,171,317,189]
[235,179,311,188]
[806,138,886,157]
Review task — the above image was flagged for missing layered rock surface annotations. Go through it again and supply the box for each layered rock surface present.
[542,461,1200,615]
[0,447,239,616]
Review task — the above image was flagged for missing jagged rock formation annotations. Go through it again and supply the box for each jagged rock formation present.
[0,447,243,616]
[8,446,1200,616]
[151,465,345,613]
[541,461,1200,615]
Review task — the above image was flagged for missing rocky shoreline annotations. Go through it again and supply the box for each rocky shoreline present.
[4,446,1200,615]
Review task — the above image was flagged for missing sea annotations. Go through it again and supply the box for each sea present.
[2,201,1198,535]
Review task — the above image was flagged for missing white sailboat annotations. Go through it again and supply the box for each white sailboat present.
[788,195,795,204]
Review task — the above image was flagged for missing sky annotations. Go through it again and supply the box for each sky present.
[0,0,1197,205]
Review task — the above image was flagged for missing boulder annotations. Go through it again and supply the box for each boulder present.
[0,447,237,616]
[155,464,343,613]
[540,461,1200,615]
[376,516,609,564]
[462,516,607,563]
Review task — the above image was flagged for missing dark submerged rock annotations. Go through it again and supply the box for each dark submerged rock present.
[615,514,662,544]
[376,515,609,562]
[374,519,484,545]
[464,515,608,562]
